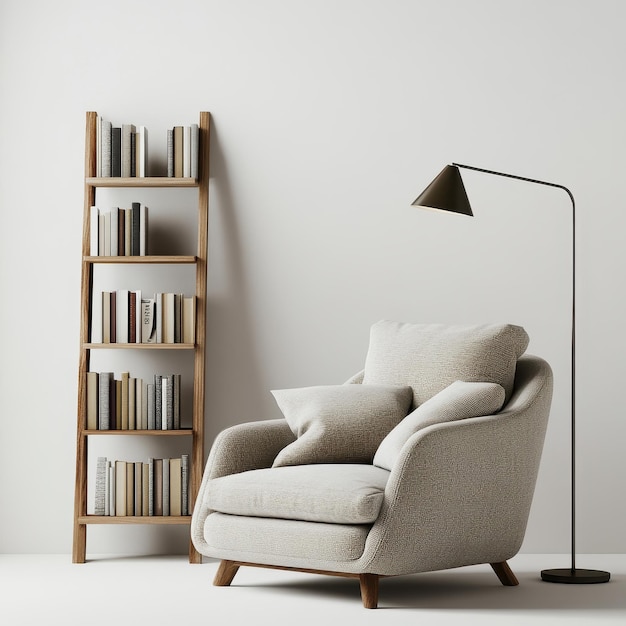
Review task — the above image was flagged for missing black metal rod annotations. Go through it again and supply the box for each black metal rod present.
[452,162,577,571]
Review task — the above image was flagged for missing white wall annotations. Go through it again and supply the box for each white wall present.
[1,0,624,556]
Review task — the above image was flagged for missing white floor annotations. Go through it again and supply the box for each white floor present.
[1,554,624,625]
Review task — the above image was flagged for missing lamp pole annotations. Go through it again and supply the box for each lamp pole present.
[415,162,610,583]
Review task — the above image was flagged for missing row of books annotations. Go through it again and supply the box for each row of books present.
[96,116,148,177]
[95,456,190,516]
[95,115,199,178]
[91,291,195,344]
[87,371,183,431]
[90,204,148,256]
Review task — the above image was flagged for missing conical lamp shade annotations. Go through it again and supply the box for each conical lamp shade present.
[412,165,473,216]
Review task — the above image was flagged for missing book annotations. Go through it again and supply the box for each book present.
[98,372,113,430]
[90,206,99,255]
[154,375,162,429]
[115,289,128,344]
[154,459,163,515]
[101,119,112,177]
[183,125,191,178]
[141,297,156,343]
[121,372,129,430]
[174,126,184,177]
[137,126,148,177]
[174,293,182,343]
[110,207,119,256]
[173,373,181,429]
[142,462,149,515]
[131,202,140,255]
[164,375,174,430]
[124,207,131,255]
[148,458,155,516]
[114,379,121,429]
[115,460,127,515]
[167,129,174,177]
[134,461,142,515]
[128,376,136,429]
[190,123,199,179]
[155,293,163,343]
[95,457,107,515]
[147,383,155,429]
[183,296,195,344]
[181,454,189,515]
[162,457,170,516]
[86,372,98,429]
[103,210,111,256]
[139,204,148,255]
[130,131,136,177]
[109,290,117,343]
[170,458,182,516]
[141,380,148,429]
[121,124,136,177]
[108,462,115,516]
[111,127,121,177]
[126,462,134,515]
[163,292,175,343]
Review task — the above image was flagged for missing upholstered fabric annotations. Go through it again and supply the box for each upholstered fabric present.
[191,354,553,579]
[203,513,371,564]
[362,320,529,407]
[271,384,412,467]
[207,464,390,524]
[373,381,506,471]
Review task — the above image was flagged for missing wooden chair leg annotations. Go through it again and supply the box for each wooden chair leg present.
[359,573,379,609]
[214,560,240,586]
[490,561,519,586]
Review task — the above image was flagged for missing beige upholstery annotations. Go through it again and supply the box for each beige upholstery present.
[191,323,552,609]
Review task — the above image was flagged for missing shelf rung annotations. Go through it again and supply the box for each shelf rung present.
[78,515,191,525]
[84,343,195,350]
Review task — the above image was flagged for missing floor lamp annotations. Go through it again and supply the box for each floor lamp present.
[412,163,611,584]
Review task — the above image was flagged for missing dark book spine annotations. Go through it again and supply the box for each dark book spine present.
[129,292,137,343]
[131,202,140,256]
[181,454,189,516]
[118,208,125,256]
[130,132,136,177]
[154,375,162,430]
[111,127,121,177]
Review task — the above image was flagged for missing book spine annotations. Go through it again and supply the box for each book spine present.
[134,461,142,515]
[167,129,174,177]
[95,457,107,515]
[129,292,137,343]
[174,126,183,177]
[154,459,163,516]
[108,462,115,516]
[128,376,136,429]
[173,373,181,429]
[147,383,155,429]
[154,375,162,429]
[131,202,140,256]
[190,123,199,179]
[121,124,135,177]
[126,462,134,515]
[86,371,99,430]
[162,458,170,516]
[90,206,99,255]
[130,131,136,177]
[115,460,126,516]
[165,374,174,430]
[137,126,148,177]
[110,207,118,257]
[181,454,189,516]
[170,458,182,516]
[98,372,112,430]
[142,462,149,515]
[183,125,191,177]
[111,127,121,177]
[148,458,154,516]
[101,120,112,177]
[139,204,148,256]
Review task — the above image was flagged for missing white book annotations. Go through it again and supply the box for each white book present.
[104,460,111,516]
[183,126,191,177]
[90,206,99,255]
[98,213,105,256]
[91,289,102,343]
[139,204,148,256]
[116,289,129,343]
[137,126,148,177]
[155,293,163,343]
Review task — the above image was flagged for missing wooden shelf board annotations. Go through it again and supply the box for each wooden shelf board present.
[84,343,195,350]
[83,429,193,436]
[78,516,191,525]
[86,177,198,188]
[84,255,197,264]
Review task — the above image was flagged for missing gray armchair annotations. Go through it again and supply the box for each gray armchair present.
[191,321,553,608]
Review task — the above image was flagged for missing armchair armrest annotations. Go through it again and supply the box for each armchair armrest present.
[205,419,296,480]
[361,355,553,575]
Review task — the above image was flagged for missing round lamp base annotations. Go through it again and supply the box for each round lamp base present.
[541,568,611,584]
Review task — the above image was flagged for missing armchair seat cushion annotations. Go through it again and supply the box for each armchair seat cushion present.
[207,464,390,524]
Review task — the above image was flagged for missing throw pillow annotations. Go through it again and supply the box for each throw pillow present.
[271,384,413,467]
[373,380,505,471]
[362,320,528,407]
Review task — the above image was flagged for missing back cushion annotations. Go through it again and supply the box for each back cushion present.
[362,320,529,408]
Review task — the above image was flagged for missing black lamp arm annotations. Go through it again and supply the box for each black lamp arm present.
[453,161,577,571]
